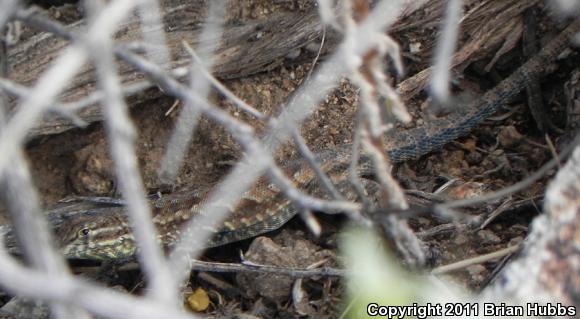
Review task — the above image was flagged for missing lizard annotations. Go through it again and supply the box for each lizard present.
[2,19,579,262]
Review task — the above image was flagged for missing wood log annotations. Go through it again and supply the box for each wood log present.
[4,0,539,139]
[7,3,328,138]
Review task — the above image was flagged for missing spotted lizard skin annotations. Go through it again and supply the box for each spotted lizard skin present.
[2,20,579,261]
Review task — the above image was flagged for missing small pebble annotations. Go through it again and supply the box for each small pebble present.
[477,229,501,244]
[454,234,469,245]
[186,288,210,312]
[498,125,523,148]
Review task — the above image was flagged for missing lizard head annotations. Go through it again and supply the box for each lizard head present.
[54,208,136,261]
[1,206,137,261]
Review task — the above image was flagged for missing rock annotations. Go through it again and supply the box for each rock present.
[235,230,335,303]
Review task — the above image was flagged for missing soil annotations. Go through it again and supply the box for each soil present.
[1,1,579,318]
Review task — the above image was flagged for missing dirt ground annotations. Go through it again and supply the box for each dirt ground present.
[1,0,579,318]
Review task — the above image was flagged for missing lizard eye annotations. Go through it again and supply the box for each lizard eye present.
[78,228,90,237]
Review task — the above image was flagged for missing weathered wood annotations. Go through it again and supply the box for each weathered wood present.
[7,3,329,138]
[396,0,541,100]
[4,0,541,139]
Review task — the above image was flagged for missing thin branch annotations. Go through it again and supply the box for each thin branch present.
[479,198,513,230]
[0,45,87,175]
[0,238,195,319]
[348,112,373,206]
[87,9,177,308]
[483,141,580,302]
[158,0,228,183]
[303,24,326,84]
[431,244,521,275]
[291,128,345,200]
[361,137,408,209]
[0,2,140,317]
[0,77,88,127]
[429,0,462,104]
[0,84,88,319]
[0,63,191,132]
[13,8,75,42]
[183,42,265,119]
[0,0,137,178]
[266,160,361,213]
[436,133,580,210]
[137,0,170,66]
[0,157,90,319]
[118,259,348,278]
[0,0,19,30]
